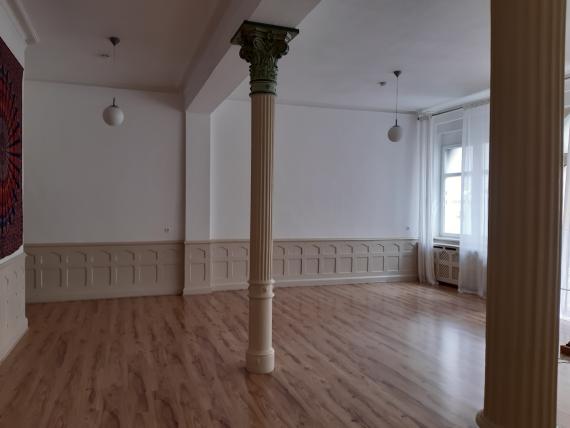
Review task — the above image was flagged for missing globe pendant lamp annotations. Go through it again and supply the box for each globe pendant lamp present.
[103,97,124,127]
[102,37,124,127]
[387,70,402,142]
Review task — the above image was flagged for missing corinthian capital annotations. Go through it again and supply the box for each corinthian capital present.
[231,21,299,95]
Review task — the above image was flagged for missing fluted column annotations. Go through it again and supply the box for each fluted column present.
[477,1,565,427]
[231,21,299,374]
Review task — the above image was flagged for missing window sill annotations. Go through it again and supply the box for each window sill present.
[434,237,460,248]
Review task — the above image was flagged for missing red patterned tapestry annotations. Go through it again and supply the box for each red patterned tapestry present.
[0,37,23,258]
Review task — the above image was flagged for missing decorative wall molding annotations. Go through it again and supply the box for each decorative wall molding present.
[184,238,418,295]
[25,239,418,302]
[25,242,184,303]
[0,253,27,362]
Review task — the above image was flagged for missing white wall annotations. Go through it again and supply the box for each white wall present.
[211,99,419,240]
[185,113,211,241]
[24,81,185,243]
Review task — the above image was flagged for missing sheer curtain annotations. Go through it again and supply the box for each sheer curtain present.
[560,115,570,319]
[418,114,437,284]
[459,103,489,297]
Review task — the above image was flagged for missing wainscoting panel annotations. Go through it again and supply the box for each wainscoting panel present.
[0,253,27,362]
[25,242,184,303]
[184,239,418,295]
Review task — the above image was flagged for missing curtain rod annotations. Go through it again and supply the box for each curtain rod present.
[431,106,463,117]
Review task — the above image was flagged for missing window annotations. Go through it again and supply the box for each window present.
[440,144,462,236]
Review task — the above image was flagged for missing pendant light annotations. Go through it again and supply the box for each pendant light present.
[387,70,402,142]
[102,37,125,127]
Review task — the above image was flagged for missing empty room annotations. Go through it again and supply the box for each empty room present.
[0,0,569,427]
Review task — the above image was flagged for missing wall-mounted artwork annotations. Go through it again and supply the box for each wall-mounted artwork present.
[0,37,23,258]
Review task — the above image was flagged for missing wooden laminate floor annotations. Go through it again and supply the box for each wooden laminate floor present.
[0,282,569,428]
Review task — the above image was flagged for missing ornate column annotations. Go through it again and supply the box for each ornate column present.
[477,1,565,427]
[231,21,298,374]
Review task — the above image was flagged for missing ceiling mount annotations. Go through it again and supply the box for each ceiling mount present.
[109,36,120,47]
[393,70,401,78]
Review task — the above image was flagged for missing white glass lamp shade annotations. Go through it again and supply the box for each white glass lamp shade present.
[387,124,403,142]
[103,98,124,126]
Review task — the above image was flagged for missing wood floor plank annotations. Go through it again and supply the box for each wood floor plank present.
[0,282,569,427]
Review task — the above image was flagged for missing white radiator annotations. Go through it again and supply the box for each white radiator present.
[433,245,459,285]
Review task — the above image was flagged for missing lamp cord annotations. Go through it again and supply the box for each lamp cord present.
[395,74,399,126]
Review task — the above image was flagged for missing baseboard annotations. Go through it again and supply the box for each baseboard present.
[27,284,181,303]
[25,242,184,303]
[213,282,248,292]
[276,274,419,288]
[183,274,418,295]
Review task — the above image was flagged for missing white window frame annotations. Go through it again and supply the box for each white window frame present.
[439,142,462,239]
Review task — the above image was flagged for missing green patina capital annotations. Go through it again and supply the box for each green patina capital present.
[231,21,299,95]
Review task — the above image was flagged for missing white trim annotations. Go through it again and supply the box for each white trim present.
[183,286,215,296]
[184,275,419,295]
[26,285,181,303]
[227,96,418,115]
[185,237,418,244]
[24,78,180,96]
[26,240,183,247]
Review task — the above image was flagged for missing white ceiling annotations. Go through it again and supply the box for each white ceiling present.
[229,0,493,112]
[21,0,237,92]
[17,0,570,111]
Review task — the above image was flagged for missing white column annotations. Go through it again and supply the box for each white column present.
[231,21,299,374]
[246,93,276,373]
[477,0,565,427]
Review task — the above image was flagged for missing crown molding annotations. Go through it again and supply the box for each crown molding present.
[0,0,39,44]
[226,95,417,115]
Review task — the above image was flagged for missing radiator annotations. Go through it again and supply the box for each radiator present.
[433,245,459,285]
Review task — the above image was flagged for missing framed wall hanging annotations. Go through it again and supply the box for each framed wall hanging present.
[0,36,23,258]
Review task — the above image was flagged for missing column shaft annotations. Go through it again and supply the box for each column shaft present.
[231,20,298,375]
[477,0,565,427]
[246,93,276,373]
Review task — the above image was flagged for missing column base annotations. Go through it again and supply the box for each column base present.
[476,411,501,428]
[476,410,559,428]
[246,348,275,374]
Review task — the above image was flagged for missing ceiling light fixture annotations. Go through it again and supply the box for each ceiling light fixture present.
[102,37,124,127]
[387,70,402,142]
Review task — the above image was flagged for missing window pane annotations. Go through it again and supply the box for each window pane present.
[444,146,462,174]
[562,117,570,153]
[443,175,462,235]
